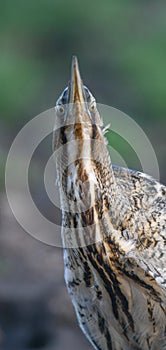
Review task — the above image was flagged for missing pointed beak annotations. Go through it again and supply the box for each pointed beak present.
[69,56,86,104]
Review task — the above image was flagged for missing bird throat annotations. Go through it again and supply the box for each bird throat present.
[54,119,119,248]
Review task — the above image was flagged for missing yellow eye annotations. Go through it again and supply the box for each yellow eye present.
[89,100,96,112]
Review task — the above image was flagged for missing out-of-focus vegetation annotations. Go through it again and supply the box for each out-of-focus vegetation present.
[0,0,166,181]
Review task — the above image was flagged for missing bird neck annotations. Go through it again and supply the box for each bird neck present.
[56,123,119,211]
[56,124,130,248]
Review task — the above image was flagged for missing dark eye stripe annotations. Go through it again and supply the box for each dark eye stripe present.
[61,87,68,104]
[84,86,91,102]
[57,85,93,105]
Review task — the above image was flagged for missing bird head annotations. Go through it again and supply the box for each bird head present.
[53,57,111,216]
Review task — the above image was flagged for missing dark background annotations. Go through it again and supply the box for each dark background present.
[0,1,166,349]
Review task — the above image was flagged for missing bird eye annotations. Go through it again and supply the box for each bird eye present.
[56,104,65,116]
[89,100,96,112]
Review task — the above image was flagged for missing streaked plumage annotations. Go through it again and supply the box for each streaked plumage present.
[53,57,166,350]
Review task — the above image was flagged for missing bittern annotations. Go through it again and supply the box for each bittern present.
[53,57,166,350]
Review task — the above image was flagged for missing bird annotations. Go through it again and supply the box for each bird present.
[53,56,166,350]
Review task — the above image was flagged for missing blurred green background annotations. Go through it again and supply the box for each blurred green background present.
[0,1,166,349]
[1,0,166,186]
